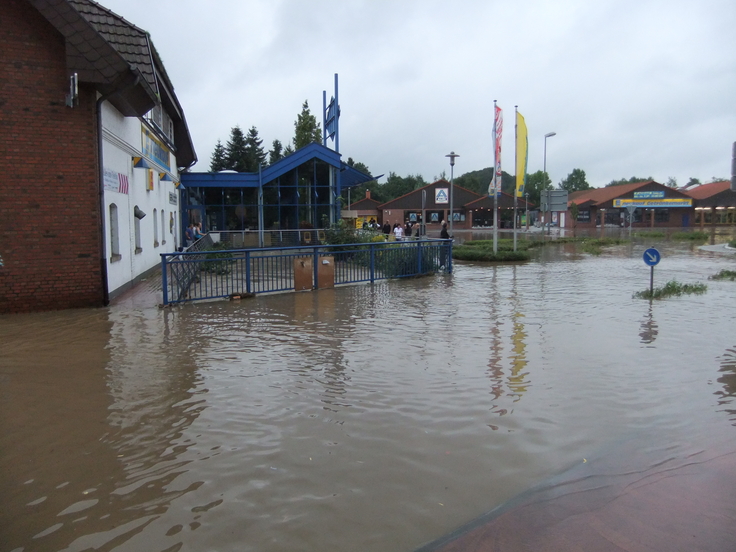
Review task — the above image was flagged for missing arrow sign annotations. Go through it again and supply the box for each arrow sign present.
[643,248,661,266]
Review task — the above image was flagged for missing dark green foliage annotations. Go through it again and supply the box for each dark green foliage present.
[605,176,652,187]
[210,140,227,172]
[293,100,322,150]
[453,245,531,262]
[709,270,736,281]
[244,126,266,170]
[203,242,234,275]
[269,139,284,165]
[461,239,530,251]
[633,231,666,238]
[634,280,707,300]
[225,126,249,172]
[454,169,514,196]
[558,168,591,192]
[671,231,708,241]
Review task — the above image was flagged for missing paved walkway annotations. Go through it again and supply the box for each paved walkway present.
[416,441,736,552]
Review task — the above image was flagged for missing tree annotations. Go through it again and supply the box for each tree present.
[605,176,652,187]
[685,177,701,188]
[293,100,322,150]
[244,126,266,170]
[665,177,678,188]
[569,202,579,235]
[525,170,552,207]
[559,168,591,192]
[224,125,248,172]
[210,140,227,172]
[269,139,284,165]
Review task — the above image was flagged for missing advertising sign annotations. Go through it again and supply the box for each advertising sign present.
[435,188,449,204]
[613,198,692,208]
[633,191,665,199]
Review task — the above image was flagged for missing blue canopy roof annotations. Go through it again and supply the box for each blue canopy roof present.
[180,143,377,188]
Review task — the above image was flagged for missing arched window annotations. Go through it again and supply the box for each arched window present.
[153,208,159,246]
[161,210,166,245]
[134,206,142,253]
[109,203,120,261]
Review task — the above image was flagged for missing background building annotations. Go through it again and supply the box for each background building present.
[0,0,196,313]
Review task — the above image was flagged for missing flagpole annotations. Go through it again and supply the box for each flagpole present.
[513,105,518,252]
[493,100,498,254]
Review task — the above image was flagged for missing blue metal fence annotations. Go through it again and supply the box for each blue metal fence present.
[160,239,452,305]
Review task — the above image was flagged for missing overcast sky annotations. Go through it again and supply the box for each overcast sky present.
[102,0,735,188]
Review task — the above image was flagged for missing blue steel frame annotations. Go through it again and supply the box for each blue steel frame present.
[161,239,452,305]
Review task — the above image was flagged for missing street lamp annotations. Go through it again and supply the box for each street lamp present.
[543,132,556,230]
[445,151,459,237]
[525,192,529,230]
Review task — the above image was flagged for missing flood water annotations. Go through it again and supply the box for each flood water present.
[2,236,736,552]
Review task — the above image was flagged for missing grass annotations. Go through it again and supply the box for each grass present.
[709,269,736,281]
[633,231,666,238]
[729,240,736,248]
[671,231,709,241]
[453,244,531,262]
[633,279,708,300]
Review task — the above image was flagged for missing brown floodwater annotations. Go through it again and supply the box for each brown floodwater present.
[2,237,736,552]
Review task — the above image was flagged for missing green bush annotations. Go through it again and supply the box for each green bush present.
[709,269,736,281]
[633,280,707,300]
[453,245,530,262]
[633,231,666,238]
[203,242,234,274]
[671,231,708,241]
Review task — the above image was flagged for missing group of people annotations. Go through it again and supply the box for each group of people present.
[383,221,422,241]
[185,222,205,247]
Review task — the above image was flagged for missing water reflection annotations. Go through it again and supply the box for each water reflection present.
[639,304,658,345]
[715,347,736,424]
[2,240,736,552]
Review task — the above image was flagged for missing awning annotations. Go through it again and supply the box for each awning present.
[133,156,154,169]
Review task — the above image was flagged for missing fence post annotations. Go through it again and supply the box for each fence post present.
[313,245,319,289]
[245,251,251,294]
[448,241,453,273]
[161,254,169,305]
[417,241,423,275]
[370,243,376,283]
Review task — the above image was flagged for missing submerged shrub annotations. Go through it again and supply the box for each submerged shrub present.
[633,279,707,300]
[671,231,709,241]
[709,269,736,281]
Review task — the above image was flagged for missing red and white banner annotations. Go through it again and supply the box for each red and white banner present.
[104,168,129,194]
[489,104,503,195]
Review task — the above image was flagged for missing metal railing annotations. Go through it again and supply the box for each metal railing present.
[160,239,452,305]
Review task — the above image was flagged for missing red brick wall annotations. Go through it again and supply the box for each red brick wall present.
[0,0,104,313]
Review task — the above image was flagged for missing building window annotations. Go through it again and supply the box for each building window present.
[134,206,142,254]
[109,203,121,262]
[655,209,670,223]
[577,210,590,222]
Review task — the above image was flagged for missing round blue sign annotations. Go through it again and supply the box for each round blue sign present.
[643,248,661,266]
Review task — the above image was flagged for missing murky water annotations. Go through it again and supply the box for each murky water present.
[2,238,736,552]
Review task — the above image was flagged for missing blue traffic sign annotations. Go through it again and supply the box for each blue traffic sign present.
[643,248,661,266]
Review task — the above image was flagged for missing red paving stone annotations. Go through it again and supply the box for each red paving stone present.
[418,446,736,552]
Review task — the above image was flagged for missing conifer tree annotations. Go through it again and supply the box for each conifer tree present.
[244,126,266,171]
[225,126,249,172]
[293,101,322,150]
[209,139,227,172]
[269,139,284,165]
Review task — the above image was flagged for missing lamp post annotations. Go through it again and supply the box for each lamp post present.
[543,132,556,233]
[445,151,459,237]
[525,192,529,230]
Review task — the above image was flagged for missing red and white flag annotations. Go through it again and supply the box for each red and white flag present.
[489,104,503,195]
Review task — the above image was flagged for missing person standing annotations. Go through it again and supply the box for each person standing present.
[393,223,404,241]
[382,221,391,235]
[439,221,450,267]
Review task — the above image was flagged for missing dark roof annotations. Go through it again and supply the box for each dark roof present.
[378,180,482,209]
[29,0,197,167]
[465,192,533,210]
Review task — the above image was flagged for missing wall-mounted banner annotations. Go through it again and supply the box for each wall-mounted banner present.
[613,198,692,208]
[103,168,129,194]
[169,191,178,205]
[633,191,665,199]
[142,128,170,170]
[435,188,449,204]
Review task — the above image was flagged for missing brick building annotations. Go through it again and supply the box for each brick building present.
[0,0,195,313]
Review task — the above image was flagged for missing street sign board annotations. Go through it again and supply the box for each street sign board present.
[626,205,637,216]
[643,248,661,266]
[540,190,569,212]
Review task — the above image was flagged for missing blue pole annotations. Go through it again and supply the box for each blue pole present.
[161,254,169,305]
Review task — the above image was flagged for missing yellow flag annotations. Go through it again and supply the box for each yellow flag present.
[515,111,528,197]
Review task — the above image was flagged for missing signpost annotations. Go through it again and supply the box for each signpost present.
[643,247,661,296]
